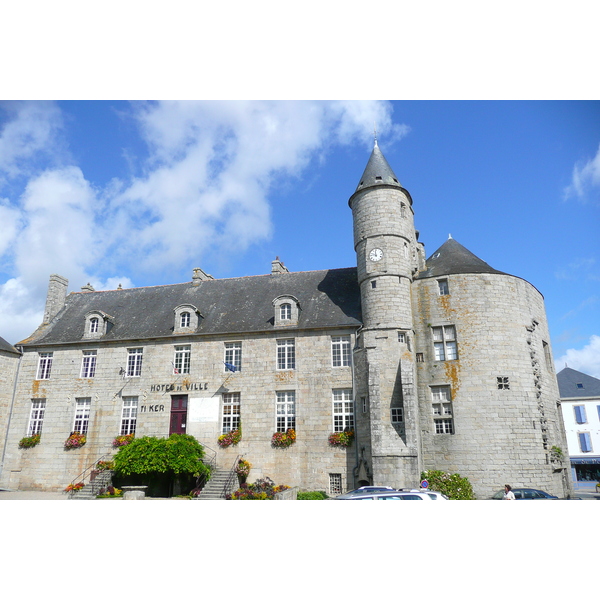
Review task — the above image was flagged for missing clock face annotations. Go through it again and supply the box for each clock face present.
[369,248,383,262]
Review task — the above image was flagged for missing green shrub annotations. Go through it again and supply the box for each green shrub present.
[297,491,329,500]
[420,469,474,500]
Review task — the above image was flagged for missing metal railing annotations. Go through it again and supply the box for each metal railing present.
[221,455,242,498]
[67,454,113,497]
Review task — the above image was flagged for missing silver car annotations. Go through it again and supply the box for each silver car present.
[334,490,439,500]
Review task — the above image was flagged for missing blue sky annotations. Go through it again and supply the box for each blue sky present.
[0,100,598,376]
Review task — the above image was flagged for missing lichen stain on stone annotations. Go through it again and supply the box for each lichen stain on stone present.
[444,361,461,400]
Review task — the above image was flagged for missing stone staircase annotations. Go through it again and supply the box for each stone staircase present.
[70,470,113,500]
[195,468,238,500]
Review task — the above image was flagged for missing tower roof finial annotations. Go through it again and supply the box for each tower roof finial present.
[374,123,378,147]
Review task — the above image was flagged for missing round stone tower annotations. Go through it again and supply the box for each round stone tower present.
[348,141,422,488]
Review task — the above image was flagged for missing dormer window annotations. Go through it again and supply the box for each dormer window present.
[273,295,300,327]
[83,311,111,339]
[173,304,201,334]
[280,303,291,321]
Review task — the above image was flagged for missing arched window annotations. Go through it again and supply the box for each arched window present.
[280,303,291,320]
[90,317,99,333]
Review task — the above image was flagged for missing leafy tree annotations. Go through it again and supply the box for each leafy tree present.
[113,434,210,496]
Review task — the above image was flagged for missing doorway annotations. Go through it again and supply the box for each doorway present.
[170,395,188,435]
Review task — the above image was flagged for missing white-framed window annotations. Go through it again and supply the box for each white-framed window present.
[331,336,351,367]
[333,389,354,432]
[36,352,53,380]
[277,339,295,370]
[280,303,291,320]
[80,350,97,378]
[180,312,190,328]
[276,390,296,432]
[329,473,343,495]
[224,342,242,372]
[578,432,592,453]
[438,279,449,295]
[432,325,458,361]
[28,399,46,436]
[173,345,191,375]
[391,407,404,423]
[574,405,587,424]
[73,397,91,434]
[127,348,143,377]
[120,396,138,435]
[497,376,510,390]
[431,385,454,434]
[90,317,99,333]
[222,392,240,434]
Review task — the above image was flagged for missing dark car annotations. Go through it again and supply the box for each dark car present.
[490,488,558,500]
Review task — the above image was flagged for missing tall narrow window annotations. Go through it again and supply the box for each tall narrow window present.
[173,345,191,374]
[333,389,354,431]
[578,432,592,453]
[432,325,458,361]
[37,352,53,380]
[431,386,454,434]
[28,399,46,436]
[331,336,351,367]
[127,348,143,377]
[80,350,97,378]
[73,398,91,434]
[222,392,241,434]
[276,391,296,432]
[90,317,99,333]
[438,279,449,295]
[120,397,138,435]
[224,342,242,372]
[574,405,587,424]
[277,339,295,370]
[180,312,191,328]
[280,303,291,320]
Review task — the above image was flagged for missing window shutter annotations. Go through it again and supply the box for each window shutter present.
[575,405,586,424]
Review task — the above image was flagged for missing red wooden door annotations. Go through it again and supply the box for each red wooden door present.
[170,395,188,435]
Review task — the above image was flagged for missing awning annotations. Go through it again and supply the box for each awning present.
[570,456,600,465]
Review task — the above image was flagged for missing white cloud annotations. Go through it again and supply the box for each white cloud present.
[564,142,600,203]
[555,335,600,379]
[0,100,405,345]
[0,101,64,184]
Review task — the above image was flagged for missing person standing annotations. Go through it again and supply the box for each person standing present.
[503,484,515,500]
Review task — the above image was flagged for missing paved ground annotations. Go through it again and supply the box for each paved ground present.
[0,489,69,500]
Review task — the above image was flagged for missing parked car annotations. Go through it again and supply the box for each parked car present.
[490,488,558,500]
[335,490,436,500]
[397,488,449,500]
[334,486,395,499]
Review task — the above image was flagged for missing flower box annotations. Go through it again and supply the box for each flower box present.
[19,434,41,449]
[328,430,354,448]
[271,429,296,448]
[64,432,86,449]
[218,428,241,448]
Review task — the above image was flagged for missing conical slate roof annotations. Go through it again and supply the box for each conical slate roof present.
[557,367,600,398]
[355,141,403,193]
[417,237,508,279]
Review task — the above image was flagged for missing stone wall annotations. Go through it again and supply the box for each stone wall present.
[0,328,358,493]
[413,272,572,499]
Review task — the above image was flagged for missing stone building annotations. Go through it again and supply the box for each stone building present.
[0,336,21,472]
[0,142,573,498]
[557,367,600,492]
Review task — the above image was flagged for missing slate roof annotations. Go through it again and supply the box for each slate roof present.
[557,367,600,399]
[0,335,20,355]
[23,268,362,347]
[417,237,510,279]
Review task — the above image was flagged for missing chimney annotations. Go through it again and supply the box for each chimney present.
[271,257,289,275]
[192,268,214,286]
[43,274,68,324]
